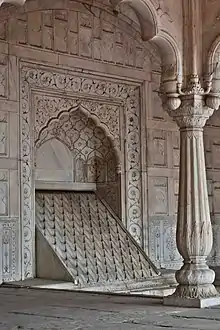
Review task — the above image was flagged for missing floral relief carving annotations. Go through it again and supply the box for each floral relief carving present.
[2,221,17,282]
[36,108,118,184]
[34,95,120,149]
[21,65,142,278]
[24,68,135,100]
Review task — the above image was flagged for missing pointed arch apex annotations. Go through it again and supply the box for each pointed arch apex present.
[36,103,121,170]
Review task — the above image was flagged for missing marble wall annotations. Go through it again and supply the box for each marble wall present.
[2,0,219,282]
[0,0,160,281]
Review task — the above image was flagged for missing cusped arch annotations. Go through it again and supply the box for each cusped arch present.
[35,104,121,170]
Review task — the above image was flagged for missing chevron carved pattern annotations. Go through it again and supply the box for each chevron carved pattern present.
[35,191,158,287]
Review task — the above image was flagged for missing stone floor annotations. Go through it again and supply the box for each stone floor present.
[1,288,220,329]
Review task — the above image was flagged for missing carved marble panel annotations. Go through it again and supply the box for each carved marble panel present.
[0,64,7,98]
[146,77,180,269]
[149,216,182,269]
[148,130,167,167]
[0,171,8,216]
[0,112,7,156]
[33,94,120,149]
[151,76,165,121]
[172,132,180,168]
[148,177,168,216]
[173,179,179,214]
[2,220,19,282]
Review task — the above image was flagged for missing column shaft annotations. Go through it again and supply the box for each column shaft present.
[164,97,220,308]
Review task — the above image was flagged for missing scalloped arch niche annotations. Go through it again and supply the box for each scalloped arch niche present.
[35,110,120,215]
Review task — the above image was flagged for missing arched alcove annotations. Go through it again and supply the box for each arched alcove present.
[35,108,121,216]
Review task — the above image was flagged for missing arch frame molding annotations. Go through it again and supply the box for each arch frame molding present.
[20,62,144,279]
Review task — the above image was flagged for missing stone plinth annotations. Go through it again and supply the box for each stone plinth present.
[164,296,220,308]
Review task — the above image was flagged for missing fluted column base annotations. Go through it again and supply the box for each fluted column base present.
[164,264,220,307]
[164,295,220,308]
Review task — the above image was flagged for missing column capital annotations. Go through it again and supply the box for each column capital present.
[162,71,220,127]
[167,96,214,129]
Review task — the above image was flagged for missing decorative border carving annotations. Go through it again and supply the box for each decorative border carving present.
[20,64,143,278]
[1,220,18,282]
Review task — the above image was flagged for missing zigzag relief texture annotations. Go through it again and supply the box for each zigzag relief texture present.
[35,191,157,287]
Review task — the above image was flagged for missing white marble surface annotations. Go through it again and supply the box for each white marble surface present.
[0,0,220,310]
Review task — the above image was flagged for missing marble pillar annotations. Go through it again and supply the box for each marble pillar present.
[164,90,220,308]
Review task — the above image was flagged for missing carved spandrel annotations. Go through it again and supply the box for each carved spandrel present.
[34,94,120,150]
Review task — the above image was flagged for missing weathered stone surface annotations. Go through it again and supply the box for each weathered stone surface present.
[1,0,220,310]
[0,287,220,329]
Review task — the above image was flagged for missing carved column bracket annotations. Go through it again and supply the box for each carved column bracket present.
[164,92,220,308]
